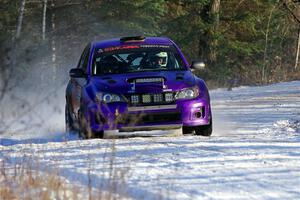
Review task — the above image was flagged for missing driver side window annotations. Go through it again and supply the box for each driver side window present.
[77,44,91,73]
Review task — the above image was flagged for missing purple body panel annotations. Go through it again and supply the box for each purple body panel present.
[79,37,211,132]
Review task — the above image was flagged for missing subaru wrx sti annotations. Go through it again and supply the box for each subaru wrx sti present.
[66,36,212,138]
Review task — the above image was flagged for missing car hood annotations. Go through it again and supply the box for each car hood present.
[89,70,196,94]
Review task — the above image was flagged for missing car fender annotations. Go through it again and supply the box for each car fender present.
[194,76,210,101]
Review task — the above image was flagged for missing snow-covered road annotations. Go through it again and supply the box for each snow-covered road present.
[1,81,300,199]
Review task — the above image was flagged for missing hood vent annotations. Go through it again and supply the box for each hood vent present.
[101,77,112,80]
[107,79,116,84]
[100,76,116,84]
[176,76,184,81]
[127,76,166,84]
[176,73,184,81]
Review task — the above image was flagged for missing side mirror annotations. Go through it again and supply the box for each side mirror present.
[69,68,86,78]
[191,61,206,71]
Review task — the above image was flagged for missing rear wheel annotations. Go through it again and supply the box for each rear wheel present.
[65,105,76,132]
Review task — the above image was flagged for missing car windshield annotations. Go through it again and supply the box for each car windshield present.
[92,44,186,75]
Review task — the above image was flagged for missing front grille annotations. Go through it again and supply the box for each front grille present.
[127,92,175,106]
[119,111,181,125]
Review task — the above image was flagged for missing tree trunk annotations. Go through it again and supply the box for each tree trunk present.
[42,0,48,40]
[208,0,220,66]
[295,28,300,70]
[282,0,300,70]
[51,0,57,80]
[262,5,276,83]
[16,0,26,39]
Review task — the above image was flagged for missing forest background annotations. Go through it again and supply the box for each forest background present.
[0,0,299,97]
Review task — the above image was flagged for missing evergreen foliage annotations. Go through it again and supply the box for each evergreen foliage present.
[0,0,299,88]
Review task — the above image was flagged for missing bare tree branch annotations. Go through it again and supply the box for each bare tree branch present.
[42,0,48,40]
[16,0,26,39]
[282,0,300,23]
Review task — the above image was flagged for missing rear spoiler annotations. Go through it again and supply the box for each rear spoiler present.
[120,36,145,43]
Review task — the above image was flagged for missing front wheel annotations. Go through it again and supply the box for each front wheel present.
[182,126,194,135]
[183,119,213,136]
[194,119,213,136]
[78,110,104,139]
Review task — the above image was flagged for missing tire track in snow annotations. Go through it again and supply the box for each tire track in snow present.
[1,81,300,199]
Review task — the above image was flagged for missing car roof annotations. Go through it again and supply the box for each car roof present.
[92,36,174,50]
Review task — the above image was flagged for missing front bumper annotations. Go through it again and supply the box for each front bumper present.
[83,96,211,132]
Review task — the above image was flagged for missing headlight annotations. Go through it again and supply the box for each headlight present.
[96,93,124,103]
[175,87,199,100]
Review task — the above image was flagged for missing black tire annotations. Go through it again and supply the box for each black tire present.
[65,105,76,132]
[90,131,104,139]
[82,127,104,139]
[78,110,104,139]
[182,126,194,135]
[82,128,104,139]
[194,119,213,136]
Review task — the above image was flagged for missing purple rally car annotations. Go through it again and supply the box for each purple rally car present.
[65,36,212,138]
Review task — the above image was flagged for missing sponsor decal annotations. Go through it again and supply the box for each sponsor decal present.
[139,45,170,48]
[98,44,171,53]
[130,82,136,91]
[99,45,140,53]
